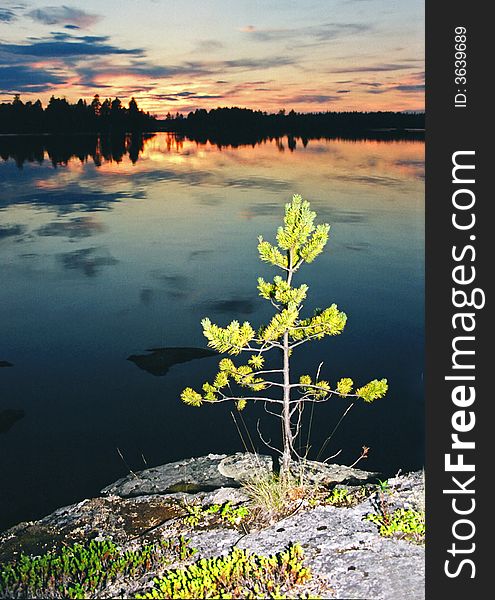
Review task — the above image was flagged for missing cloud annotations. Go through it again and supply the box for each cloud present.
[219,57,294,71]
[0,21,295,97]
[241,22,370,43]
[0,65,67,92]
[27,5,101,28]
[358,82,383,87]
[151,91,224,102]
[283,93,342,104]
[74,56,295,92]
[331,63,420,73]
[0,33,143,59]
[0,8,16,22]
[195,39,224,53]
[394,84,425,93]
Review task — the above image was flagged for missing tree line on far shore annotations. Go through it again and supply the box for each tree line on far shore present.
[0,94,424,141]
[162,107,425,144]
[0,95,158,134]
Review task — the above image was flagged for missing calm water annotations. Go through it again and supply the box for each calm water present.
[0,133,424,531]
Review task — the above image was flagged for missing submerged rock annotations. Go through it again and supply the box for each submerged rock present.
[127,347,216,376]
[0,409,24,434]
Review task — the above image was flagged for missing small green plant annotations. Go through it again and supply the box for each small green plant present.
[324,487,352,506]
[136,543,312,599]
[0,536,194,599]
[376,479,391,494]
[365,508,425,543]
[242,470,309,519]
[325,487,368,508]
[180,195,388,473]
[184,501,249,528]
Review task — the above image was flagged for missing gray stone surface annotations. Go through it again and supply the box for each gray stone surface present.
[1,455,425,599]
[101,453,236,497]
[218,452,272,480]
[201,486,251,506]
[293,459,378,486]
[101,453,273,498]
[388,469,425,512]
[184,475,425,600]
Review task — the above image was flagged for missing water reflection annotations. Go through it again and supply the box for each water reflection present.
[0,133,424,531]
[0,133,154,168]
[201,298,256,315]
[0,410,24,435]
[127,347,217,377]
[37,217,105,240]
[0,225,26,239]
[0,131,424,170]
[58,247,119,277]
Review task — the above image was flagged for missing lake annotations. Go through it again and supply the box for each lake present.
[0,133,424,531]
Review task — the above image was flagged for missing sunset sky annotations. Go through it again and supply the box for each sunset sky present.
[0,0,424,117]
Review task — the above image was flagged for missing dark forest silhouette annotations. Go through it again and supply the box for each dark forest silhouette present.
[162,107,424,146]
[0,95,425,167]
[0,95,157,134]
[1,95,424,140]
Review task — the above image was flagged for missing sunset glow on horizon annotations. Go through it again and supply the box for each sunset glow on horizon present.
[0,0,424,117]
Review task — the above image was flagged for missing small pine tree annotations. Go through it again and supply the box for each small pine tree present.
[181,195,388,473]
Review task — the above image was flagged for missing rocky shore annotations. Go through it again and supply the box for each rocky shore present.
[0,453,425,599]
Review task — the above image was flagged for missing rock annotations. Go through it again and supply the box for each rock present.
[0,495,185,563]
[102,453,272,498]
[388,470,425,512]
[201,487,251,506]
[127,347,216,377]
[0,409,25,434]
[218,453,272,480]
[291,459,378,487]
[1,456,425,599]
[188,485,424,600]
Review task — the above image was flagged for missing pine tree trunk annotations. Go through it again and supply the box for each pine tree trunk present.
[281,250,294,474]
[281,330,292,474]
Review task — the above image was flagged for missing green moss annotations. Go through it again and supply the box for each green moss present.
[323,488,360,507]
[184,501,249,528]
[137,543,314,599]
[365,508,425,543]
[306,485,370,509]
[0,536,194,599]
